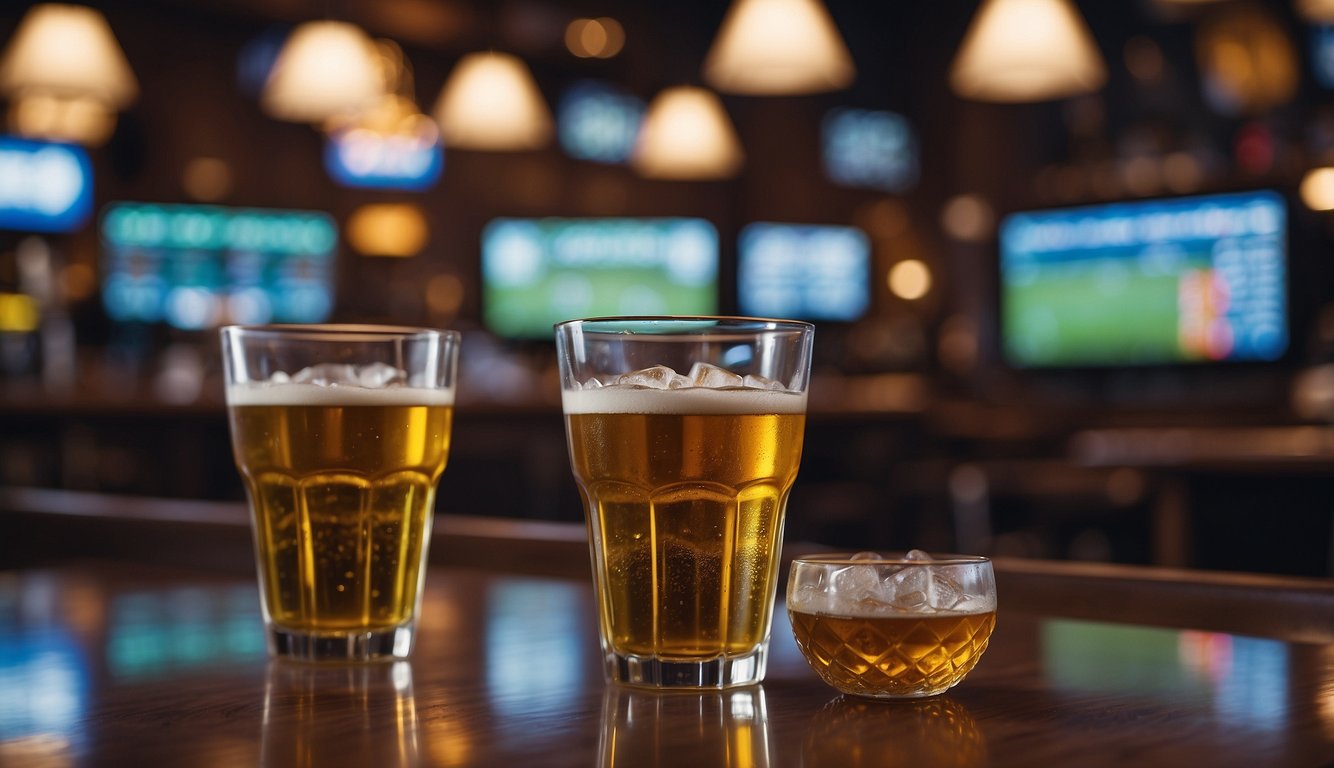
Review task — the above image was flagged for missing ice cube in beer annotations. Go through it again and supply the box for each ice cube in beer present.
[293,363,359,386]
[356,361,405,388]
[613,364,691,389]
[928,574,963,611]
[688,362,744,388]
[832,564,882,603]
[888,566,930,611]
[743,373,787,391]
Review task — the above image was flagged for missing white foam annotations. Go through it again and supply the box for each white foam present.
[562,384,806,415]
[226,382,455,407]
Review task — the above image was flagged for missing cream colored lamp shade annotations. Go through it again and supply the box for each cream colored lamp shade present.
[0,3,137,108]
[432,51,552,151]
[1298,0,1334,22]
[949,0,1106,102]
[261,21,383,124]
[632,86,743,180]
[702,0,854,95]
[10,92,115,145]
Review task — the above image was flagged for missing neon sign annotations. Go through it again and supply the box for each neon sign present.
[0,136,93,233]
[324,129,443,191]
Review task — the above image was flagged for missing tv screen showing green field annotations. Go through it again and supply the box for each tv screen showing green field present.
[1000,191,1287,367]
[482,218,718,338]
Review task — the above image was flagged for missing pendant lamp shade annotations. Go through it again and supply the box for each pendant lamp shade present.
[432,51,552,151]
[702,0,854,95]
[949,0,1106,102]
[11,92,115,145]
[0,3,137,108]
[1298,0,1334,22]
[632,86,743,180]
[261,21,383,124]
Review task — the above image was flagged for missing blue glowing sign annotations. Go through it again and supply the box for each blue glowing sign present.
[738,223,871,322]
[324,129,443,191]
[0,136,93,233]
[822,108,919,193]
[1313,26,1334,89]
[558,81,645,164]
[100,203,338,329]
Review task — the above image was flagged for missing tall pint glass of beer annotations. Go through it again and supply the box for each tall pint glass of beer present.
[556,317,814,688]
[221,325,459,661]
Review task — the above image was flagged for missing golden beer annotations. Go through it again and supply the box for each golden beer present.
[788,609,996,698]
[599,686,772,768]
[228,384,453,633]
[564,386,805,662]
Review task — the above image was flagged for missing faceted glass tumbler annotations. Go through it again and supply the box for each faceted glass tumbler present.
[787,553,996,699]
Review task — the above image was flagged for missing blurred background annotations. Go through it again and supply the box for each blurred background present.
[2,0,1334,575]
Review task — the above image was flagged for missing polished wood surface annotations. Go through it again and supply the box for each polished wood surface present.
[2,548,1333,767]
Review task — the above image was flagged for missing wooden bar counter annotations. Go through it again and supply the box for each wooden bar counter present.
[2,490,1334,766]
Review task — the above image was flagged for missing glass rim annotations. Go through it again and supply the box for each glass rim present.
[221,324,460,343]
[791,553,992,567]
[554,315,814,336]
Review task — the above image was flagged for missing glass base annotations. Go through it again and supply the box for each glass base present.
[267,624,415,662]
[841,685,955,700]
[606,644,768,689]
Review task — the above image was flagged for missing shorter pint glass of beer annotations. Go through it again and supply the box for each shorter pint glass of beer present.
[221,325,459,661]
[556,317,814,688]
[787,552,996,699]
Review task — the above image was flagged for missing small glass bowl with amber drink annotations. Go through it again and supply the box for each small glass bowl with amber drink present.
[787,551,996,699]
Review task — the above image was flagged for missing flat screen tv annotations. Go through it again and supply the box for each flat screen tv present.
[481,217,718,339]
[737,222,871,322]
[999,190,1287,368]
[100,203,337,330]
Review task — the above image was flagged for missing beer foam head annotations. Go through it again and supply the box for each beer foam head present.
[562,384,806,415]
[226,381,455,407]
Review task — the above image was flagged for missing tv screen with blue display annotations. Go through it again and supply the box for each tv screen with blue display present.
[481,217,718,338]
[100,203,338,330]
[821,108,918,193]
[557,81,644,164]
[737,222,871,322]
[1000,190,1287,368]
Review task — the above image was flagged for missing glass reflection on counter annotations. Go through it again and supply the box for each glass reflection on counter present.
[0,630,87,751]
[802,695,986,768]
[1320,645,1334,741]
[0,574,90,764]
[600,686,771,768]
[261,661,419,768]
[1041,620,1289,729]
[106,585,265,679]
[485,581,587,718]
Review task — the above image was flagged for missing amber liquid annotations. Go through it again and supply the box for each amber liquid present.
[789,610,996,698]
[230,402,452,632]
[599,686,771,768]
[566,409,805,659]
